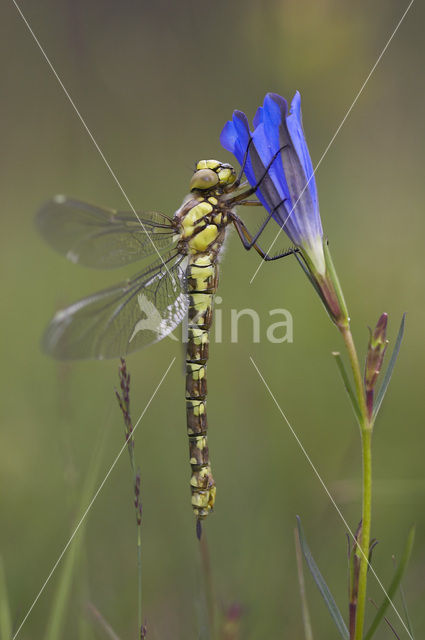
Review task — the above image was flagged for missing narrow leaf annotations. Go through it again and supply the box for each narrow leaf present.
[332,352,362,423]
[293,252,329,308]
[296,517,349,640]
[373,313,406,421]
[364,526,415,640]
[87,602,121,640]
[382,616,402,640]
[0,557,12,640]
[294,527,314,640]
[323,240,349,323]
[45,435,105,640]
[370,601,402,640]
[399,579,415,640]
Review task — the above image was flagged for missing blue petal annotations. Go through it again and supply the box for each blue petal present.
[220,100,302,245]
[221,113,255,184]
[232,111,251,156]
[220,120,238,156]
[253,94,306,244]
[231,112,257,185]
[220,113,249,165]
[253,105,263,128]
[286,91,318,212]
[261,94,292,203]
[220,92,323,252]
[266,93,322,243]
[220,112,269,212]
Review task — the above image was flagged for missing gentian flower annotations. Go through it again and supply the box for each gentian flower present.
[221,92,348,326]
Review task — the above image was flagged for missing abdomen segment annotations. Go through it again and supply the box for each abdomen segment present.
[185,254,218,522]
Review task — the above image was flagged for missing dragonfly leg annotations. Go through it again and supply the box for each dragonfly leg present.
[231,195,289,248]
[225,142,290,202]
[226,187,258,204]
[233,200,262,206]
[232,216,298,261]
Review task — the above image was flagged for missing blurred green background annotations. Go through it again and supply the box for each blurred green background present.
[1,0,424,638]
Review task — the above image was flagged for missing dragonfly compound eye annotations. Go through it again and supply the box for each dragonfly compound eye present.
[190,169,219,191]
[217,164,236,186]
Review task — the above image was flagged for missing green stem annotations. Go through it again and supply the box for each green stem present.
[339,326,367,422]
[339,325,372,640]
[355,428,372,640]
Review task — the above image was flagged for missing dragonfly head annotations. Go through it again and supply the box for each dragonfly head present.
[190,159,236,192]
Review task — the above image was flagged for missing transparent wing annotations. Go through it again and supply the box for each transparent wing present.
[36,196,177,268]
[43,254,188,360]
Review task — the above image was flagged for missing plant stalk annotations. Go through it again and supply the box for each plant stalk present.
[199,533,217,640]
[339,324,373,640]
[116,361,144,638]
[128,441,143,636]
[137,525,143,636]
[355,428,372,640]
[339,326,367,422]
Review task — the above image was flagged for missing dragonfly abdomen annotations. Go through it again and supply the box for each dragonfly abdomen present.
[185,253,219,521]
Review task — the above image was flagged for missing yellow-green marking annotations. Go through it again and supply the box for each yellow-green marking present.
[175,159,236,524]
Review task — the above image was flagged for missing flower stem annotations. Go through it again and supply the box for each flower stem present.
[355,427,372,640]
[339,326,367,421]
[338,324,372,640]
[115,360,144,638]
[129,445,144,636]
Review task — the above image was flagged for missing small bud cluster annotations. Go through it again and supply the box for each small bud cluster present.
[115,358,142,528]
[135,470,143,527]
[364,314,388,418]
[115,358,134,455]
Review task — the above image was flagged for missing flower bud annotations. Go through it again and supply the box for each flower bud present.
[365,314,388,391]
[364,313,388,416]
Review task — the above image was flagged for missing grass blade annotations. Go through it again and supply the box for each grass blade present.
[294,527,314,640]
[87,602,121,640]
[370,600,402,640]
[373,313,406,421]
[0,557,12,640]
[364,526,415,640]
[296,517,349,640]
[44,435,105,640]
[332,352,362,423]
[399,578,415,640]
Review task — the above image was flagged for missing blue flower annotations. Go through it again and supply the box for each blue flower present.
[220,92,326,275]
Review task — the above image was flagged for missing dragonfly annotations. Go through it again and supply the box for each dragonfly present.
[37,156,296,532]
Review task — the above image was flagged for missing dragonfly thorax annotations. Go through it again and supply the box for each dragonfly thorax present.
[175,160,236,256]
[175,193,231,256]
